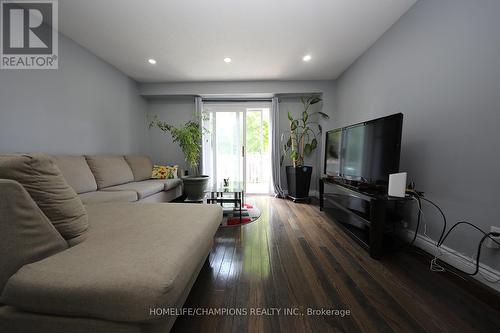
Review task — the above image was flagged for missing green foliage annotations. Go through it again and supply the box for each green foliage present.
[149,116,202,175]
[281,95,329,167]
[246,111,269,154]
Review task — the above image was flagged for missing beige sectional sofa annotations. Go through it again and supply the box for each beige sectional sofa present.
[0,154,222,333]
[52,154,184,204]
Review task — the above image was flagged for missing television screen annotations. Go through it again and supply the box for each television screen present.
[324,113,403,184]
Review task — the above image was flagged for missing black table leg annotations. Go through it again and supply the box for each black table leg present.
[369,199,386,259]
[319,178,324,211]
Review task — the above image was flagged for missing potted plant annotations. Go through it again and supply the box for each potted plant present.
[281,96,328,201]
[149,116,209,201]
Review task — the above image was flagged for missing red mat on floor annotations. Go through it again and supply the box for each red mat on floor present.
[220,203,261,227]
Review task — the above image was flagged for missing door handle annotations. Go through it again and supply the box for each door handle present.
[242,145,245,158]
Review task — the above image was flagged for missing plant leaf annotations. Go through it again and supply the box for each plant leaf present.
[291,150,299,161]
[316,111,329,119]
[311,138,318,150]
[286,137,292,148]
[291,120,298,131]
[280,155,284,166]
[318,124,322,132]
[287,111,293,121]
[304,143,312,155]
[309,97,322,105]
[302,111,308,123]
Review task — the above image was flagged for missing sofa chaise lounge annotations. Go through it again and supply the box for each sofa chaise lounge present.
[0,153,222,333]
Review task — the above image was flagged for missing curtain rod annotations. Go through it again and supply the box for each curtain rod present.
[202,98,273,103]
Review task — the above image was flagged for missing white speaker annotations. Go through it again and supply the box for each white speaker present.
[388,172,407,197]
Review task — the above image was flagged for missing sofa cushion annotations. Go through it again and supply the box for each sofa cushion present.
[85,155,134,189]
[0,305,150,333]
[0,154,89,241]
[79,190,138,205]
[100,181,164,200]
[124,155,153,181]
[145,178,182,191]
[51,155,97,194]
[1,203,223,322]
[0,180,68,293]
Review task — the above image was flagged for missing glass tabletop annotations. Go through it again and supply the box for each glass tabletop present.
[209,181,244,193]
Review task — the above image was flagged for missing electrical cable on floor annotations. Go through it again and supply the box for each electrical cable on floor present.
[408,195,422,246]
[419,197,447,245]
[419,215,448,273]
[455,253,500,283]
[438,224,500,276]
[407,191,446,246]
[405,190,500,280]
[438,221,493,247]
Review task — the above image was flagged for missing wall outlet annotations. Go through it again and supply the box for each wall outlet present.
[486,226,500,249]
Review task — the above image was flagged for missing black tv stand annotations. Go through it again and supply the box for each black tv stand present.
[319,176,410,259]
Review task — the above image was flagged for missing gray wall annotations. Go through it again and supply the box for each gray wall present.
[147,97,195,170]
[146,95,326,193]
[141,80,336,194]
[0,34,148,155]
[335,0,500,270]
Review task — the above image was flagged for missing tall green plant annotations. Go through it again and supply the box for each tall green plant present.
[280,96,329,167]
[149,116,202,176]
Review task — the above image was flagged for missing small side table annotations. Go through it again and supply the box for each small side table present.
[206,182,244,223]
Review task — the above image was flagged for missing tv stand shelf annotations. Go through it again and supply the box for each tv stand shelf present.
[319,176,410,259]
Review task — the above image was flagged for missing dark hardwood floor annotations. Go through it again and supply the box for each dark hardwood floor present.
[171,196,500,333]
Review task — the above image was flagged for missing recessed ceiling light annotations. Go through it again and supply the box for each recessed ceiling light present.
[224,57,232,63]
[147,58,157,65]
[302,54,312,62]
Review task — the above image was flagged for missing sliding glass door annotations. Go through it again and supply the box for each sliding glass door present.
[202,102,271,194]
[245,108,271,193]
[215,109,244,186]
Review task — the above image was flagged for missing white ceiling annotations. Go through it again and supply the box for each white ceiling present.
[58,0,416,83]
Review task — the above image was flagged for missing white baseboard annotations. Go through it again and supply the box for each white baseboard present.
[401,230,500,292]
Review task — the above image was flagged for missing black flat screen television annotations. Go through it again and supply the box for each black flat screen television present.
[324,113,403,185]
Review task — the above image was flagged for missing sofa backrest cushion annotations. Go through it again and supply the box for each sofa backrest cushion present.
[85,155,134,189]
[0,179,68,293]
[124,155,153,181]
[51,155,97,194]
[0,154,89,241]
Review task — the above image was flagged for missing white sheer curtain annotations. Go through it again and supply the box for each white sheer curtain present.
[271,96,285,197]
[199,97,214,187]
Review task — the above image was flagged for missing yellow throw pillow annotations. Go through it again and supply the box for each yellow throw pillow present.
[152,165,178,179]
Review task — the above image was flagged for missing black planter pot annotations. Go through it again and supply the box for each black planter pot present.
[285,166,313,201]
